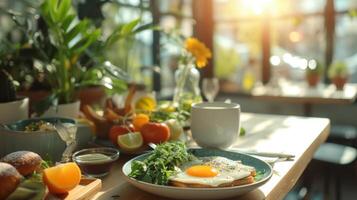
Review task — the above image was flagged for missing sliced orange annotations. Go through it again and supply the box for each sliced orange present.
[132,114,150,131]
[43,162,81,194]
[117,132,143,151]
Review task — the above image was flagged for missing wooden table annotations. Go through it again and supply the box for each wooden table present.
[91,113,330,200]
[251,83,357,116]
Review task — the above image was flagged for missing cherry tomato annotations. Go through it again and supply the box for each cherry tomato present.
[140,122,170,144]
[108,124,135,145]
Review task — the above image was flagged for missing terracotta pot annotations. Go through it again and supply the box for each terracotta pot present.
[77,86,107,108]
[306,74,320,87]
[332,76,347,90]
[0,97,29,123]
[17,90,50,114]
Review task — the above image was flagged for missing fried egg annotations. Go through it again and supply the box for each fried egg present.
[169,156,255,187]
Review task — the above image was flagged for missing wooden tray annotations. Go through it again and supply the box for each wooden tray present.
[46,178,102,200]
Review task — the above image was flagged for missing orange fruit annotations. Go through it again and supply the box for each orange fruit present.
[132,114,150,131]
[43,162,81,194]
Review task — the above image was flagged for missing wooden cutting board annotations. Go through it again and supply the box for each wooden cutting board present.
[46,178,102,200]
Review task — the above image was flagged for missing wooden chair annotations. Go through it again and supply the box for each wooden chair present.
[313,143,357,200]
[328,125,357,147]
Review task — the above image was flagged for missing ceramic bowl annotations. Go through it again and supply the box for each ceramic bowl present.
[0,117,92,161]
[73,147,119,177]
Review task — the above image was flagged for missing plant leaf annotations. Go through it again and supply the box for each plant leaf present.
[7,178,46,200]
[49,0,60,23]
[133,23,157,34]
[104,24,124,47]
[70,28,101,54]
[62,14,75,31]
[102,61,130,81]
[106,78,128,95]
[64,19,90,44]
[58,0,71,20]
[121,18,140,36]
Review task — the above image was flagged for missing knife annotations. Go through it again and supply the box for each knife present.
[230,149,295,159]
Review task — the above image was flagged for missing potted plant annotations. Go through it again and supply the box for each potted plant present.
[305,60,323,87]
[78,18,153,107]
[328,61,349,90]
[35,0,132,118]
[0,37,30,123]
[0,70,29,123]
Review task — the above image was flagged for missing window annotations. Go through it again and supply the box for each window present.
[213,0,357,93]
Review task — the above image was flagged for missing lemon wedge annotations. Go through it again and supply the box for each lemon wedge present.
[117,132,143,151]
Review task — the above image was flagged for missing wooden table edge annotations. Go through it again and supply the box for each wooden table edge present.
[265,119,331,200]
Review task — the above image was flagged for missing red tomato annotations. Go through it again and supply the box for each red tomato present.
[140,122,170,144]
[109,124,135,145]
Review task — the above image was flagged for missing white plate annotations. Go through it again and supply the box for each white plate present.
[122,148,273,199]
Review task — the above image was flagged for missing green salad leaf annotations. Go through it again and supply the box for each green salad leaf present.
[150,110,190,125]
[129,141,194,185]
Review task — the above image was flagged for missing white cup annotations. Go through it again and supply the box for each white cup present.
[191,102,240,149]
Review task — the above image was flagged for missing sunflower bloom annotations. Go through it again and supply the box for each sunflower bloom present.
[185,37,212,68]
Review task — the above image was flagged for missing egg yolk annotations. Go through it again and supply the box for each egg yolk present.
[186,165,218,177]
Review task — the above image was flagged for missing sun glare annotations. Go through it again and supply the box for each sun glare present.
[289,31,302,43]
[242,0,273,15]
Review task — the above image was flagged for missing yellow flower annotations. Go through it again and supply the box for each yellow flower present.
[185,37,212,68]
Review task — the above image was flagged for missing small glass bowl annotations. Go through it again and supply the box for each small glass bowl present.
[72,147,119,178]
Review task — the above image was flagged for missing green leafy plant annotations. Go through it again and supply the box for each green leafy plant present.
[40,0,104,104]
[37,0,154,109]
[1,1,154,111]
[129,141,194,185]
[328,61,348,78]
[87,18,156,73]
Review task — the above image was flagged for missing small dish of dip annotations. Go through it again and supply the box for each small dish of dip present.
[72,147,119,177]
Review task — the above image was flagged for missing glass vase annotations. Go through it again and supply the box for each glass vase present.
[173,63,202,110]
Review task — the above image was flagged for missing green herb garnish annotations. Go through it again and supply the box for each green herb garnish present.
[254,170,265,181]
[239,127,246,136]
[129,141,194,185]
[150,110,190,124]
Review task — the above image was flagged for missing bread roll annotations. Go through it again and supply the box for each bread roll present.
[0,162,22,199]
[1,151,42,176]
